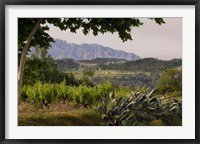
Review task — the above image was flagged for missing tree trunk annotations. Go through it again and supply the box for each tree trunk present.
[18,18,43,95]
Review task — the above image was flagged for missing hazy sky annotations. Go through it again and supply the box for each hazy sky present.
[47,18,182,60]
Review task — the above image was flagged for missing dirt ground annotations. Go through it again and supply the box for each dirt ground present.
[18,101,77,114]
[18,102,107,126]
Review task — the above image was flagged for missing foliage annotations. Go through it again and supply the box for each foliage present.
[18,19,54,64]
[97,89,182,126]
[55,58,80,71]
[98,80,112,95]
[99,58,182,73]
[61,72,80,86]
[112,85,135,99]
[20,80,112,109]
[79,70,95,86]
[54,58,181,73]
[22,81,57,109]
[157,68,182,97]
[79,76,94,87]
[23,57,61,85]
[91,72,158,89]
[82,69,95,77]
[23,57,80,86]
[55,80,69,101]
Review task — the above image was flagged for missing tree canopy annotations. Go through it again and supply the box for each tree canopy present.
[157,68,182,93]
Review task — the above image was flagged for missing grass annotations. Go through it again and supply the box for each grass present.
[18,109,107,126]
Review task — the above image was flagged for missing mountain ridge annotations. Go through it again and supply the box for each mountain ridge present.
[47,39,140,61]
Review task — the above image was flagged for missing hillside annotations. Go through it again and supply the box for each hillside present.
[99,58,182,72]
[55,57,182,73]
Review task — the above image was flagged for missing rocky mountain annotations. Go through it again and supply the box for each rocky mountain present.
[47,39,140,61]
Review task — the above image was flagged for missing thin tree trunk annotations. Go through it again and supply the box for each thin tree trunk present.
[18,18,43,95]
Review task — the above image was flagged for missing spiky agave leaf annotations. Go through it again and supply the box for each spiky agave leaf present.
[148,88,155,98]
[97,88,182,126]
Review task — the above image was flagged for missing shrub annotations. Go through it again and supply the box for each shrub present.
[157,68,182,96]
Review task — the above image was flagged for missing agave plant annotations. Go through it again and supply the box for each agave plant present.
[97,87,182,126]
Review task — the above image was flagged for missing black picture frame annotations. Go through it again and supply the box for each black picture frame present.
[0,0,200,144]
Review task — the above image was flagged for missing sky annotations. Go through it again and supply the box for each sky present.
[47,18,182,60]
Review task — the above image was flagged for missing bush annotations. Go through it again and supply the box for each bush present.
[20,80,113,109]
[23,81,57,109]
[157,68,182,96]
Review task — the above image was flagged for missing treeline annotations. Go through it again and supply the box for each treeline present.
[99,58,182,72]
[91,73,159,88]
[54,57,182,73]
[55,58,80,71]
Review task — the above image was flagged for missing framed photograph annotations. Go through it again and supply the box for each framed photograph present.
[0,0,199,143]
